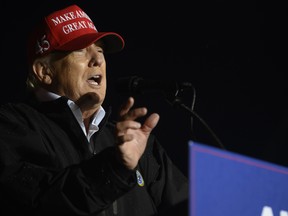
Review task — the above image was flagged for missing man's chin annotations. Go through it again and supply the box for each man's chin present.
[75,92,102,112]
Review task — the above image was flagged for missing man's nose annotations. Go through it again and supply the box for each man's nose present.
[89,52,104,67]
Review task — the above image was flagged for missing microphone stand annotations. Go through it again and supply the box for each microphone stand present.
[164,88,226,150]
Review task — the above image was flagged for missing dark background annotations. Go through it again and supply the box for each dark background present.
[2,1,288,176]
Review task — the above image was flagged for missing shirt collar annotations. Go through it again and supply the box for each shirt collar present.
[35,88,106,128]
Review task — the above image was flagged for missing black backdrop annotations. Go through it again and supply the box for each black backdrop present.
[2,1,288,176]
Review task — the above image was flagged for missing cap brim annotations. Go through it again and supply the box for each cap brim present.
[55,32,125,53]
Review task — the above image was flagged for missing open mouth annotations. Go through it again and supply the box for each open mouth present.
[87,75,102,86]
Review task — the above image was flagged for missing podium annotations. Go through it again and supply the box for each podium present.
[189,141,288,216]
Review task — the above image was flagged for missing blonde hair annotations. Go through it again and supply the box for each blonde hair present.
[26,69,38,90]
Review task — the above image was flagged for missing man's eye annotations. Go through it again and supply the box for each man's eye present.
[97,47,104,53]
[75,49,86,53]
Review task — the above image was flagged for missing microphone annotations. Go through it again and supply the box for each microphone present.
[115,76,193,96]
[115,76,225,150]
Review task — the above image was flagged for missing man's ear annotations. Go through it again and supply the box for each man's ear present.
[32,60,53,85]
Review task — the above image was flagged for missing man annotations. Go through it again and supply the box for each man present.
[0,4,188,215]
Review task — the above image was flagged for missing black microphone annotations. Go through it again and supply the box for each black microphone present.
[115,76,193,96]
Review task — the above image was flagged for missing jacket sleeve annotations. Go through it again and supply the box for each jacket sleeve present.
[138,134,189,215]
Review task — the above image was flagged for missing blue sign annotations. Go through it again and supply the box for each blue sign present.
[189,141,288,216]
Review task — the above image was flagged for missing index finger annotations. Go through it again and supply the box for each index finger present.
[119,97,134,117]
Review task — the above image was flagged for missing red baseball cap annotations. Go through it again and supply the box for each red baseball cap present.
[28,4,125,63]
